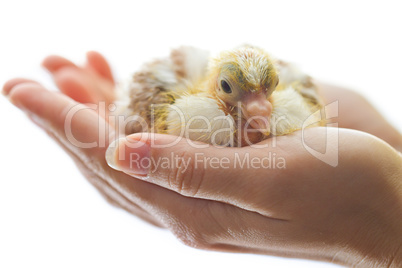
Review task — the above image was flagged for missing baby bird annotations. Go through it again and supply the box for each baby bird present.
[115,46,324,147]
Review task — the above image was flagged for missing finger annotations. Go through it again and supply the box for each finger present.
[7,82,110,158]
[53,67,115,107]
[42,55,77,73]
[42,53,115,105]
[2,78,40,96]
[41,55,96,103]
[86,51,115,84]
[105,132,292,218]
[317,81,402,151]
[52,67,101,104]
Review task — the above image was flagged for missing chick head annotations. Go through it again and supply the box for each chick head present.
[208,47,278,136]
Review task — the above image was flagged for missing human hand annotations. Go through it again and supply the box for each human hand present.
[3,52,402,267]
[3,52,166,227]
[317,81,402,152]
[104,128,402,267]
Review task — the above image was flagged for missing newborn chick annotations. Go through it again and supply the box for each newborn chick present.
[115,46,324,147]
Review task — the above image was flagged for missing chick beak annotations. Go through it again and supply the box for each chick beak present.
[241,93,272,135]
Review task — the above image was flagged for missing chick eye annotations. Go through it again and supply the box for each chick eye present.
[220,80,232,94]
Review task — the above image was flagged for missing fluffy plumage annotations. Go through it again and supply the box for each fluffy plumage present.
[114,46,325,147]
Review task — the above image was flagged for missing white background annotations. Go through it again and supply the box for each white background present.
[0,1,401,267]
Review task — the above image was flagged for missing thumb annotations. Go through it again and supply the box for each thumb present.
[106,133,287,216]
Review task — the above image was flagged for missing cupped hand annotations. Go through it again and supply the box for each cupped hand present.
[105,129,402,267]
[3,52,402,267]
[317,81,402,152]
[3,52,165,227]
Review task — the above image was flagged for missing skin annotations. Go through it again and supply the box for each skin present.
[3,52,402,267]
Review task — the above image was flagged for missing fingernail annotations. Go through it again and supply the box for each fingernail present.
[106,137,151,175]
[105,138,122,170]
